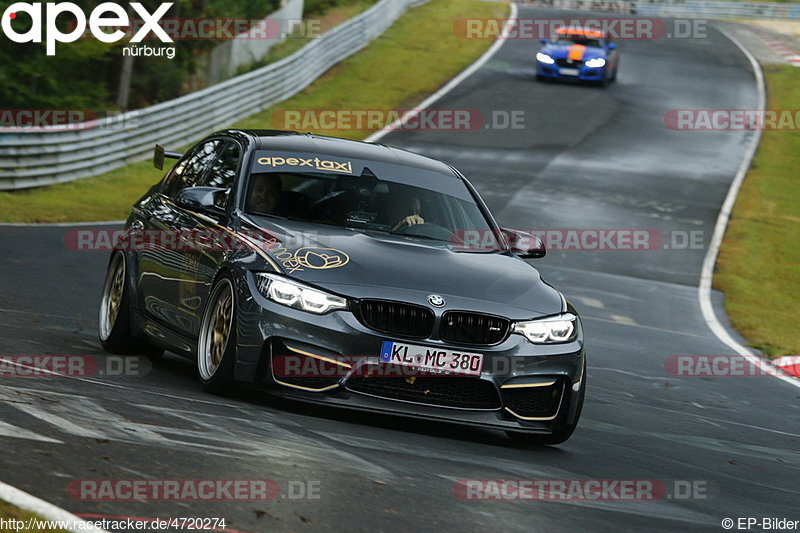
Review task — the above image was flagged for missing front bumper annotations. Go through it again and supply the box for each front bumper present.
[537,62,607,82]
[233,271,585,434]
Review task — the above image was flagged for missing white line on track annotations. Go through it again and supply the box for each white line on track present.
[0,7,519,229]
[364,9,798,391]
[0,357,261,410]
[0,481,107,533]
[705,27,799,389]
[0,420,63,443]
[0,6,519,228]
[364,2,519,143]
[0,6,521,229]
[0,220,124,227]
[362,5,795,389]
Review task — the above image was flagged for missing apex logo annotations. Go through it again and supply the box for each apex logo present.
[1,2,173,56]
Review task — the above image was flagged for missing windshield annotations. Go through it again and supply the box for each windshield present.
[243,169,494,243]
[554,36,602,47]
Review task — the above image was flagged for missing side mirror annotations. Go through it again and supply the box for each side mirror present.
[153,144,183,170]
[540,39,548,45]
[607,43,617,50]
[175,187,228,216]
[502,228,546,259]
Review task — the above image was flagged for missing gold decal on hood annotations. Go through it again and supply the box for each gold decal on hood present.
[261,240,350,273]
[294,248,349,270]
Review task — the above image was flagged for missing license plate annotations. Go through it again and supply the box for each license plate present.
[379,340,483,377]
[559,68,579,76]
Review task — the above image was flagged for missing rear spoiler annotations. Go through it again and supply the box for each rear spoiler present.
[153,144,183,170]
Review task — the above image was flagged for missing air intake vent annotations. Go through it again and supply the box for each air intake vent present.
[346,376,501,409]
[353,299,434,338]
[440,311,510,345]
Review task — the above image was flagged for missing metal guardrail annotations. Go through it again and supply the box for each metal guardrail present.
[0,0,426,190]
[526,0,800,19]
[635,0,800,19]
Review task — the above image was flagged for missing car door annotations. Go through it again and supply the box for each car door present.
[135,139,223,335]
[175,140,243,338]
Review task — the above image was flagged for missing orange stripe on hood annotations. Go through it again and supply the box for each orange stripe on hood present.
[568,44,586,61]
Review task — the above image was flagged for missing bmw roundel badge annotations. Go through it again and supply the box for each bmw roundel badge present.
[428,294,446,307]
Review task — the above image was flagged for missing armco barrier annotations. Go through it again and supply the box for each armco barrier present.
[636,0,800,19]
[525,0,800,19]
[0,0,427,190]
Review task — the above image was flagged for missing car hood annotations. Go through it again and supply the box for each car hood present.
[246,218,563,319]
[540,43,606,60]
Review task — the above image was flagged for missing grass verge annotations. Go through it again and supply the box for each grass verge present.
[235,0,381,75]
[0,0,507,223]
[0,500,69,533]
[715,64,800,357]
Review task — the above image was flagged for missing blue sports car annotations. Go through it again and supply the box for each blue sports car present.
[536,27,619,86]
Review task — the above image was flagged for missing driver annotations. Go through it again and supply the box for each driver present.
[249,174,282,214]
[388,190,424,232]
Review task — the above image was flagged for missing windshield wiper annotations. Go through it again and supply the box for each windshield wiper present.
[388,231,447,242]
[250,212,288,220]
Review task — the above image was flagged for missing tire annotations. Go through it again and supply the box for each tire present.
[99,251,163,360]
[506,370,586,446]
[197,273,238,394]
[536,74,546,82]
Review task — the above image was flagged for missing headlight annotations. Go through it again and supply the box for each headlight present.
[585,57,606,68]
[255,273,347,314]
[513,313,577,344]
[536,52,555,65]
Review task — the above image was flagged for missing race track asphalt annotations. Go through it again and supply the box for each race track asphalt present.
[1,7,798,533]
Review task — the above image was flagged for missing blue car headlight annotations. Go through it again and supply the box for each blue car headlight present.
[585,57,606,68]
[536,52,555,65]
[255,273,347,314]
[513,313,577,344]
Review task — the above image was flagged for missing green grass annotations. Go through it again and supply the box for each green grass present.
[0,501,69,533]
[0,160,160,223]
[235,0,380,75]
[234,0,506,136]
[715,64,800,357]
[0,0,507,223]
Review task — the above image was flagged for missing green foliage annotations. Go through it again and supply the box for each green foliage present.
[0,0,508,222]
[0,500,71,533]
[0,0,281,110]
[303,0,379,17]
[0,0,382,109]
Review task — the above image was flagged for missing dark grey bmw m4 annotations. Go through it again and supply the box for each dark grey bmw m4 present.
[99,129,586,444]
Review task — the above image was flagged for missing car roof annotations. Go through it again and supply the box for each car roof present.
[555,27,605,39]
[225,129,460,178]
